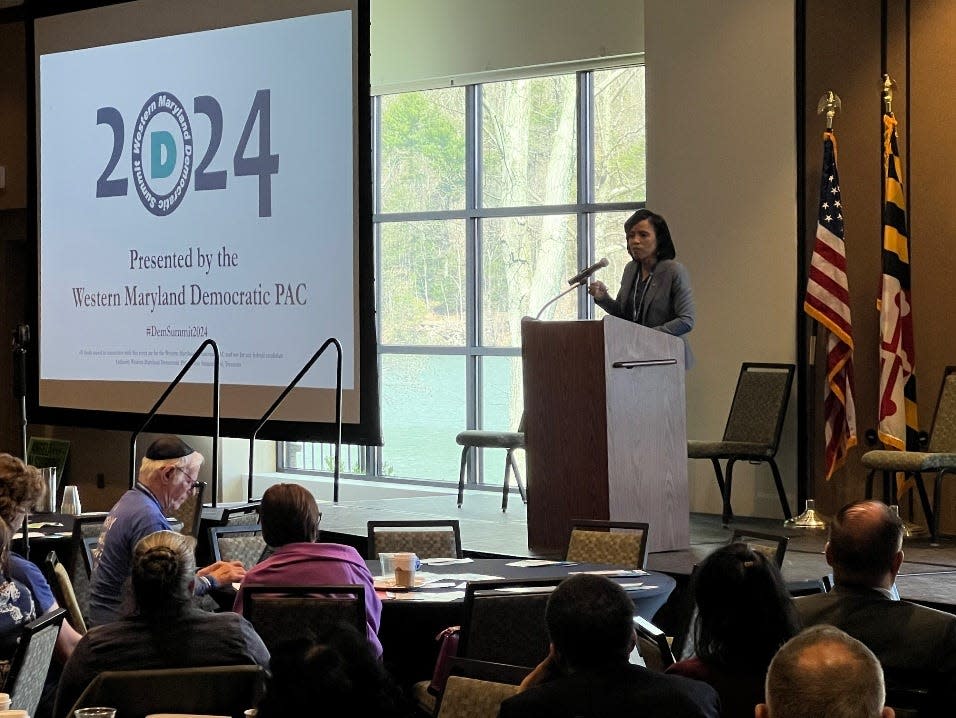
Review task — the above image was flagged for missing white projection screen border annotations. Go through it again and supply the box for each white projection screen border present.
[29,0,379,444]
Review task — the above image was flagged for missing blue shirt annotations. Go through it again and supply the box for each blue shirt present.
[9,554,56,614]
[88,485,170,626]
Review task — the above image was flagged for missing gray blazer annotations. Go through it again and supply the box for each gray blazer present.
[595,259,696,367]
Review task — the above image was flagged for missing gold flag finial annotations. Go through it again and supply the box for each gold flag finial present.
[816,90,842,130]
[882,74,897,114]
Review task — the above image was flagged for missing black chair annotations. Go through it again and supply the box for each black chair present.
[634,615,674,671]
[209,524,268,570]
[459,578,563,668]
[241,584,366,655]
[456,414,527,511]
[729,528,789,567]
[566,519,649,569]
[67,664,267,718]
[367,520,462,559]
[861,366,956,544]
[6,608,66,717]
[687,363,796,523]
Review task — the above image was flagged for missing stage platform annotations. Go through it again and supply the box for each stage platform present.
[256,475,956,613]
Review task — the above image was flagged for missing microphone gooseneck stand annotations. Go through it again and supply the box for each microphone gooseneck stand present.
[12,324,30,554]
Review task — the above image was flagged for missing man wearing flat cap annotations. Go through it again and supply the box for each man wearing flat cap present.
[89,435,245,625]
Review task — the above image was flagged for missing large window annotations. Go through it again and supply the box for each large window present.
[281,66,645,489]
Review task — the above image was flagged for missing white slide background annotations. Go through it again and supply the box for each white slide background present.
[39,11,354,390]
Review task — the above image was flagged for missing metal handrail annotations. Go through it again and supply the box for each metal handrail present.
[247,338,343,502]
[129,339,221,504]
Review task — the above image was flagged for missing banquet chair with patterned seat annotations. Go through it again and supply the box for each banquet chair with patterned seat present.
[367,520,462,559]
[687,362,795,523]
[565,519,649,569]
[5,608,66,717]
[436,674,521,718]
[210,524,268,570]
[168,480,206,538]
[241,584,366,655]
[68,512,109,625]
[43,551,87,635]
[861,366,956,544]
[459,578,563,668]
[456,413,527,511]
[729,528,788,567]
[66,664,267,718]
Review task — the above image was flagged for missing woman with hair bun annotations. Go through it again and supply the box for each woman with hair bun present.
[665,542,799,718]
[54,531,269,718]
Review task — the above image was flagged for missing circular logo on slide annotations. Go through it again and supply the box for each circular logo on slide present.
[130,91,193,216]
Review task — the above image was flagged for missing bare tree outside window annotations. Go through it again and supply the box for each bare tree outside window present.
[281,66,646,487]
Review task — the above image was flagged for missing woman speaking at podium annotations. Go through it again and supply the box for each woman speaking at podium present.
[587,208,696,368]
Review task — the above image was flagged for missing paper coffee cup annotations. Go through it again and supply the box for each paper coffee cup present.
[0,693,11,711]
[393,552,420,588]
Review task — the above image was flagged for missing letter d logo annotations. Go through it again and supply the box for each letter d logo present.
[150,131,177,179]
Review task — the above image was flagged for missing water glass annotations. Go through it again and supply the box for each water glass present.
[40,467,57,513]
[74,708,117,718]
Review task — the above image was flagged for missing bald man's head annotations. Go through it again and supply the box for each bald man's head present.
[758,626,893,718]
[827,500,903,586]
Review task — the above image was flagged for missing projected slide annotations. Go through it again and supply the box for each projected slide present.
[39,12,354,401]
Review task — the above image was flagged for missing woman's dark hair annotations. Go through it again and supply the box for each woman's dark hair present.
[692,542,799,672]
[625,208,676,261]
[256,622,408,718]
[130,530,196,617]
[260,483,321,547]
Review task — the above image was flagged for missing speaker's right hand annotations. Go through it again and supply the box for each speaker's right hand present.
[587,280,609,301]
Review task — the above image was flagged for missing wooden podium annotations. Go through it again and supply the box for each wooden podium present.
[521,316,689,555]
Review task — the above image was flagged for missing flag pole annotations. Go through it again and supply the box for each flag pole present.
[880,73,926,539]
[786,90,844,531]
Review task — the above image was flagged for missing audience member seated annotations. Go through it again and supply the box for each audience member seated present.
[89,435,245,625]
[55,531,269,718]
[665,542,799,718]
[796,500,956,714]
[0,454,83,718]
[233,483,383,657]
[0,519,37,679]
[757,625,894,718]
[498,574,719,718]
[256,621,412,718]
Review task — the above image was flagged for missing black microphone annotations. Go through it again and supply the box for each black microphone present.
[568,257,609,286]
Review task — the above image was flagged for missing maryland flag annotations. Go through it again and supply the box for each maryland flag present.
[804,130,857,479]
[877,112,918,498]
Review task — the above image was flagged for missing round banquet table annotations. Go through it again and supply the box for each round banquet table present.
[369,557,675,685]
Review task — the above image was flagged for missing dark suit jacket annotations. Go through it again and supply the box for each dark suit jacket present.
[796,585,956,713]
[594,259,696,367]
[497,663,720,718]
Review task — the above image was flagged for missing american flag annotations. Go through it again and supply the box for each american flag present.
[878,112,918,497]
[804,130,857,479]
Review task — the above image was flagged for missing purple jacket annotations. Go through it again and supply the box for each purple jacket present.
[234,542,383,657]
